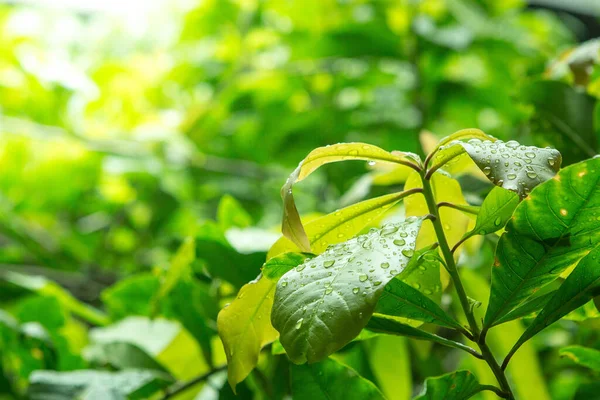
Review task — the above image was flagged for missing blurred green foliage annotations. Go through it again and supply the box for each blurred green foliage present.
[0,0,598,399]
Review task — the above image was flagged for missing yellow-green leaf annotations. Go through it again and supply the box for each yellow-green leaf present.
[282,143,419,251]
[217,275,278,391]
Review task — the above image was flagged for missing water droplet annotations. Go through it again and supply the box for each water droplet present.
[295,318,304,329]
[413,283,421,289]
[281,282,288,287]
[494,216,502,226]
[525,152,536,158]
[393,239,406,246]
[352,287,359,294]
[359,274,368,282]
[380,262,390,269]
[324,260,335,268]
[507,174,516,180]
[548,158,555,166]
[400,232,408,238]
[560,209,568,216]
[526,172,537,179]
[483,167,491,176]
[424,289,433,295]
[381,226,399,236]
[325,288,333,295]
[373,281,382,286]
[296,265,306,272]
[349,149,359,156]
[401,249,414,257]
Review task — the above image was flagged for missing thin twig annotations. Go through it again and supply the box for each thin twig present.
[160,365,227,400]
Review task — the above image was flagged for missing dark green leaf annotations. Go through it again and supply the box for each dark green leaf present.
[503,246,600,365]
[84,342,169,373]
[374,279,462,330]
[465,186,519,238]
[524,80,597,164]
[485,158,600,327]
[492,291,555,327]
[272,218,424,364]
[291,357,385,400]
[366,316,480,358]
[28,369,173,400]
[414,370,490,400]
[560,345,600,372]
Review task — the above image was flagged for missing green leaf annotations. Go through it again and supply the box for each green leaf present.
[84,342,169,373]
[560,345,600,372]
[89,317,209,380]
[290,357,385,400]
[262,252,312,280]
[443,139,561,199]
[492,291,555,327]
[217,274,279,391]
[102,274,159,320]
[414,370,490,400]
[485,158,600,327]
[366,315,481,358]
[465,186,519,238]
[374,279,462,330]
[503,246,600,365]
[217,194,252,230]
[272,218,424,364]
[219,192,415,390]
[524,80,597,164]
[195,223,266,288]
[28,369,173,400]
[152,237,195,313]
[281,142,419,251]
[4,272,109,326]
[364,336,411,400]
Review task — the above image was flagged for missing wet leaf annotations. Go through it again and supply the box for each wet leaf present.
[272,218,423,364]
[281,143,419,251]
[463,187,519,239]
[485,158,600,327]
[444,139,561,199]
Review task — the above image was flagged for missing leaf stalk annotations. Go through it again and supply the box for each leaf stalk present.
[419,171,515,399]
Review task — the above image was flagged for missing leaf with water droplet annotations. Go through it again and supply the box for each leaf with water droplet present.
[457,187,519,247]
[272,218,424,364]
[485,158,600,328]
[281,143,422,251]
[444,139,562,199]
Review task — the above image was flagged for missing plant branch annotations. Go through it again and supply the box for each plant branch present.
[160,365,227,400]
[419,173,515,399]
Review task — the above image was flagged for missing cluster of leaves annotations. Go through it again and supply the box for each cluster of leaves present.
[0,0,599,399]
